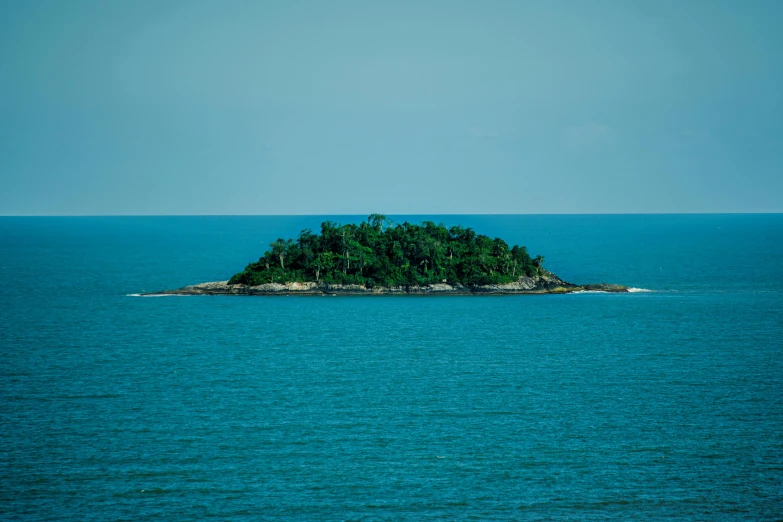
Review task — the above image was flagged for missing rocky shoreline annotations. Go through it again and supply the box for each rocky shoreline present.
[150,271,628,296]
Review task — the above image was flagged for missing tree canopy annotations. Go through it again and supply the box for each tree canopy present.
[228,215,542,287]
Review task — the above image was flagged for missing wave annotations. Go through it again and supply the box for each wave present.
[569,287,653,295]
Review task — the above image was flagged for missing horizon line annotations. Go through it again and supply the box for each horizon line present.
[0,211,781,218]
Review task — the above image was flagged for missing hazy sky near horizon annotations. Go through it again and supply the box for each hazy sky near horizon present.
[1,1,781,215]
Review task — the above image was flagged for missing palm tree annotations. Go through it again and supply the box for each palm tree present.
[270,238,289,268]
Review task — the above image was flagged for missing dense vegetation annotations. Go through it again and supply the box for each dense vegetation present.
[228,215,545,287]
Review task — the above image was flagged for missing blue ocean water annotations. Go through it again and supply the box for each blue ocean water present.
[1,214,782,520]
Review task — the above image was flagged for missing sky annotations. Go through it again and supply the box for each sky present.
[1,0,781,215]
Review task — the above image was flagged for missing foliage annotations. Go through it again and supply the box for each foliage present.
[228,215,542,287]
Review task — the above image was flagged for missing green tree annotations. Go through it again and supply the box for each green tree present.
[228,215,543,288]
[270,238,293,269]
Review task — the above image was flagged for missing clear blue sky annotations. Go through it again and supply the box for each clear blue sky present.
[1,0,781,215]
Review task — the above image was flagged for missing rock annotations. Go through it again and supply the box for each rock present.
[582,283,629,293]
[427,283,455,292]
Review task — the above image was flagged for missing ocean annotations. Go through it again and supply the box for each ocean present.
[1,214,781,520]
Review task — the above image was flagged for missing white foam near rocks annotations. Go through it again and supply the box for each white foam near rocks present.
[627,287,653,293]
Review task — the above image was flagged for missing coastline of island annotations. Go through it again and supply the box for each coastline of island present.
[150,270,629,296]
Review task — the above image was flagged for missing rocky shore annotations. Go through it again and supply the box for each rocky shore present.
[150,271,628,296]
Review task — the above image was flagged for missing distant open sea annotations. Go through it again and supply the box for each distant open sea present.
[1,214,782,520]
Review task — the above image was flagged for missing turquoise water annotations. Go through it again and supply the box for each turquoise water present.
[1,215,782,520]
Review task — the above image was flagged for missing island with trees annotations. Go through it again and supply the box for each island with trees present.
[155,215,628,295]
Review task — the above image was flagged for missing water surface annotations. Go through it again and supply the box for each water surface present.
[1,215,781,520]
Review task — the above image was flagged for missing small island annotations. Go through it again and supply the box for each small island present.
[155,215,628,295]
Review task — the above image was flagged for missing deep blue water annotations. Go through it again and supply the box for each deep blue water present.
[1,214,782,520]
